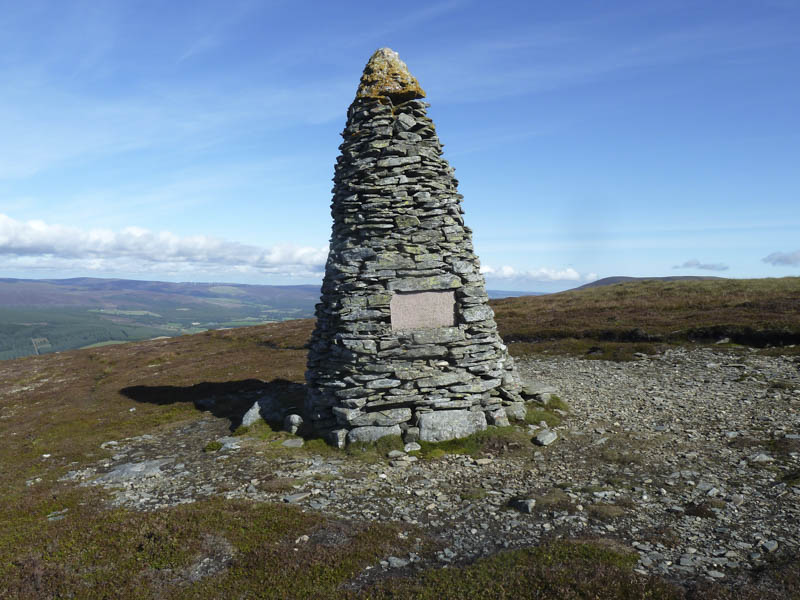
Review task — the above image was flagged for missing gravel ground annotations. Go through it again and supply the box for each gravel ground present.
[62,347,800,588]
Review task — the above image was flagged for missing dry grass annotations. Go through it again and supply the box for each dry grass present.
[492,277,800,359]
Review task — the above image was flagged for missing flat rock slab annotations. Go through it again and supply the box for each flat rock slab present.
[283,492,312,504]
[347,424,402,444]
[95,459,173,484]
[217,437,241,450]
[418,410,487,443]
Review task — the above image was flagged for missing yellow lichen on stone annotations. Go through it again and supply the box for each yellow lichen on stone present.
[356,48,425,102]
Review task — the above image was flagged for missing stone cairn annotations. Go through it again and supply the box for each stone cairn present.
[306,48,525,447]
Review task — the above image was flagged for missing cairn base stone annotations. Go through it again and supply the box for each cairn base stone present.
[504,402,527,422]
[327,429,348,449]
[418,410,487,442]
[347,425,402,444]
[487,407,510,427]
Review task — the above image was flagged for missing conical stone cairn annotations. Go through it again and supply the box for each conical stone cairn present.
[306,48,524,447]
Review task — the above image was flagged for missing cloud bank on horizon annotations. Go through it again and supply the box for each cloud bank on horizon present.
[480,264,596,283]
[0,214,326,278]
[0,214,594,285]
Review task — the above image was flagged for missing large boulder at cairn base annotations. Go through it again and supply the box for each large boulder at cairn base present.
[418,410,488,443]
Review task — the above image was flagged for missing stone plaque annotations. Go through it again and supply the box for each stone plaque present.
[390,291,455,330]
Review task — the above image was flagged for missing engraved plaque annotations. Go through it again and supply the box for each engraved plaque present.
[390,291,456,330]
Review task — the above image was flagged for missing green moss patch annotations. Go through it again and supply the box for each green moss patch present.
[360,539,679,599]
[525,408,563,428]
[416,427,530,460]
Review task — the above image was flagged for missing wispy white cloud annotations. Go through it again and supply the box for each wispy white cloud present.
[480,264,595,282]
[673,258,729,271]
[0,213,326,277]
[762,250,800,266]
[338,0,466,50]
[421,15,799,105]
[0,75,351,180]
[0,2,351,181]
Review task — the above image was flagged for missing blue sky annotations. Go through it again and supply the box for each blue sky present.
[1,0,798,292]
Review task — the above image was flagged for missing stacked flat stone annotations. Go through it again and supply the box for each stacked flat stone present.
[306,48,524,447]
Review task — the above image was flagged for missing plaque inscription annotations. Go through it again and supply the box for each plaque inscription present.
[390,291,456,330]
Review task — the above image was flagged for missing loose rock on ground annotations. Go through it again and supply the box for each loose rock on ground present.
[61,347,799,588]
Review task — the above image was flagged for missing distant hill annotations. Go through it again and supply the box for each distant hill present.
[0,278,320,360]
[486,289,545,299]
[573,275,725,290]
[0,277,320,309]
[492,276,800,360]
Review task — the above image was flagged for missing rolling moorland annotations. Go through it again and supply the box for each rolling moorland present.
[0,277,798,598]
[0,278,321,360]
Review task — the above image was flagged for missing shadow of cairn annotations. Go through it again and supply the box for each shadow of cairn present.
[120,378,306,432]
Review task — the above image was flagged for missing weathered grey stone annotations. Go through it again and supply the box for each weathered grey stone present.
[418,410,487,442]
[340,339,377,354]
[95,459,172,484]
[327,429,348,449]
[334,407,411,427]
[487,407,510,427]
[395,215,420,228]
[504,401,527,421]
[283,492,311,504]
[462,305,494,323]
[410,327,463,345]
[396,112,416,130]
[761,540,779,553]
[522,383,557,398]
[388,274,462,292]
[380,345,448,359]
[283,414,304,434]
[365,378,402,390]
[241,402,263,427]
[366,293,393,307]
[533,429,558,446]
[510,498,536,514]
[377,156,420,168]
[450,378,501,394]
[347,425,402,444]
[416,372,467,388]
[423,398,475,410]
[403,427,420,443]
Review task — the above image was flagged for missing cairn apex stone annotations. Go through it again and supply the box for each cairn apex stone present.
[305,48,523,446]
[356,48,425,102]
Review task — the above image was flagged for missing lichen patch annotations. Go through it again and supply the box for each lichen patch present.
[356,47,425,102]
